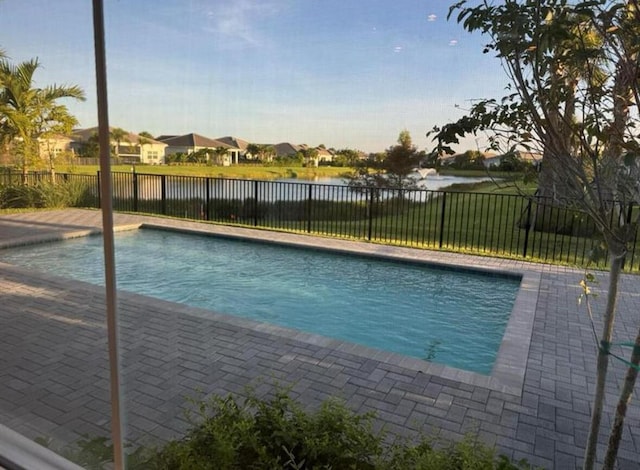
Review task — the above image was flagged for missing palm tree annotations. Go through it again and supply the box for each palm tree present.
[138,130,154,139]
[211,146,229,166]
[246,143,261,161]
[137,135,151,163]
[0,57,85,180]
[109,127,128,161]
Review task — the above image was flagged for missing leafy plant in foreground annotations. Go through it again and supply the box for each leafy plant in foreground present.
[43,390,535,469]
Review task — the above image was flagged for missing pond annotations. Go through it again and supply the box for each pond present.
[277,173,495,192]
[116,172,495,203]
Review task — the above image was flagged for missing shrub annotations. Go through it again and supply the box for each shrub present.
[50,390,535,469]
[0,180,95,209]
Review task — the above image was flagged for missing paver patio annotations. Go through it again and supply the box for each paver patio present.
[0,209,638,468]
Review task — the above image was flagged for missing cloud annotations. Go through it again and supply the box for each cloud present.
[449,39,458,46]
[200,0,282,48]
[394,46,403,53]
[427,14,437,22]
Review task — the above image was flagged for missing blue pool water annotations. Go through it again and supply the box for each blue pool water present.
[0,229,520,374]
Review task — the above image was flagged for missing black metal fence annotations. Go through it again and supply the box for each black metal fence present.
[2,170,638,271]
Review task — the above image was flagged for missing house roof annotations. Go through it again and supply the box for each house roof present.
[273,142,302,157]
[214,136,251,150]
[317,147,334,158]
[159,133,231,149]
[72,127,166,146]
[155,135,177,142]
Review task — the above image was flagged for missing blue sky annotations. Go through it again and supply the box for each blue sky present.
[0,0,508,153]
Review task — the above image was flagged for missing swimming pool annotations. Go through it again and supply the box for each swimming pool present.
[0,228,521,374]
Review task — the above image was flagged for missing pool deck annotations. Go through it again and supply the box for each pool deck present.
[0,209,639,468]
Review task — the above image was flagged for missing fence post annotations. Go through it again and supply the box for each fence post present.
[97,171,102,209]
[253,180,259,227]
[522,198,533,258]
[307,183,313,233]
[132,170,138,212]
[367,188,374,241]
[204,177,210,221]
[161,175,167,216]
[439,192,447,248]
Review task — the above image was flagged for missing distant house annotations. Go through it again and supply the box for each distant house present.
[273,142,303,158]
[317,147,335,164]
[270,142,334,166]
[38,134,74,162]
[479,153,499,168]
[439,151,496,168]
[157,133,234,165]
[516,151,542,166]
[71,127,168,164]
[214,136,250,163]
[484,150,542,168]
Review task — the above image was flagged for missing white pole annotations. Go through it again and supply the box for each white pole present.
[92,1,124,468]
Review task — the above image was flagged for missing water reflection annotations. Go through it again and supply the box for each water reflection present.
[110,172,495,203]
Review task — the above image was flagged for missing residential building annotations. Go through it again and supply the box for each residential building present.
[71,127,168,164]
[214,136,250,163]
[273,142,303,158]
[157,133,234,166]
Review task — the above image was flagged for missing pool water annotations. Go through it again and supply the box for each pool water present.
[0,229,521,374]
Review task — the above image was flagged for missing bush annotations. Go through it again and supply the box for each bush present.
[50,390,535,470]
[151,391,382,469]
[0,180,95,209]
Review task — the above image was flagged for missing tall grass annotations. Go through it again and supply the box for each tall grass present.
[0,179,97,209]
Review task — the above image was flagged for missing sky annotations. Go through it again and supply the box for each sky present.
[0,0,509,153]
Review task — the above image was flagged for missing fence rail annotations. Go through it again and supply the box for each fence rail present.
[2,170,638,271]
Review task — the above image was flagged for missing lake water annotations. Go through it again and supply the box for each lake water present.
[277,174,494,192]
[118,173,495,203]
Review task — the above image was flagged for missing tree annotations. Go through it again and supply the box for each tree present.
[247,143,277,163]
[109,127,128,160]
[334,148,362,167]
[138,130,154,139]
[0,57,85,179]
[83,131,100,159]
[429,2,640,468]
[261,145,276,163]
[246,143,260,160]
[348,130,424,193]
[137,135,151,163]
[299,146,319,167]
[211,146,229,166]
[452,150,485,170]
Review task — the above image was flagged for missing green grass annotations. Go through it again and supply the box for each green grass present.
[125,189,618,271]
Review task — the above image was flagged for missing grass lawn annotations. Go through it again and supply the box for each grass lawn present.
[56,164,350,180]
[295,193,603,269]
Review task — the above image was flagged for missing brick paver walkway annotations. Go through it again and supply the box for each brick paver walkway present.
[0,209,639,468]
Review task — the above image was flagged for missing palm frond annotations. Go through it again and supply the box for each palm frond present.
[42,84,86,102]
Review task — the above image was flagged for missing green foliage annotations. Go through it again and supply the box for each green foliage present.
[0,55,85,173]
[48,391,533,470]
[448,151,485,170]
[141,390,383,469]
[0,179,95,209]
[348,131,425,192]
[384,435,532,470]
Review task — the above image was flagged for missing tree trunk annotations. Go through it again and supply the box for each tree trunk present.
[583,254,624,470]
[602,328,640,470]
